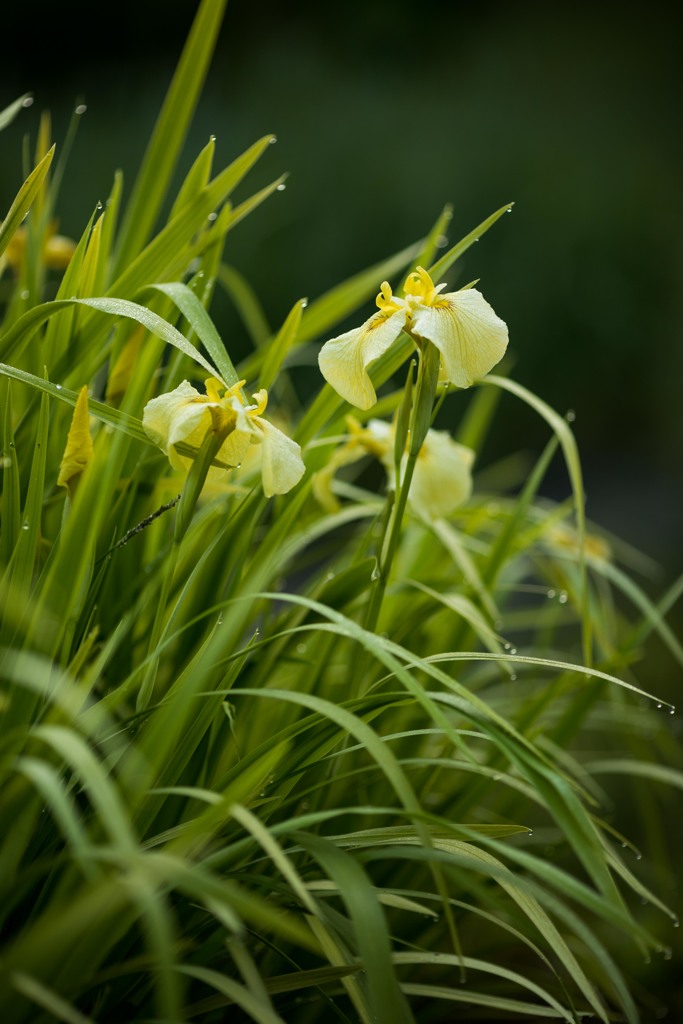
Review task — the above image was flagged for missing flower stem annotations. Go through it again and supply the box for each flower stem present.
[136,424,231,712]
[363,342,440,639]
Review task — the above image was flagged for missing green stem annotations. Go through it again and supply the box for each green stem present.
[136,425,230,712]
[363,342,440,639]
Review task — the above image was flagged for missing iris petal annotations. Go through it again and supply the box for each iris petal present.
[410,288,508,388]
[318,307,407,410]
[254,417,306,497]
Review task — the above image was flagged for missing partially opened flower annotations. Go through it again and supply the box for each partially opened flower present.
[318,266,508,409]
[366,418,474,519]
[314,415,474,520]
[142,378,305,497]
[1,223,75,277]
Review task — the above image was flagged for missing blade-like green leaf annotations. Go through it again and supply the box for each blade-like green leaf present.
[113,0,229,270]
[0,147,55,261]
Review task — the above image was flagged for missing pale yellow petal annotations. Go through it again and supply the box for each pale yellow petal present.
[57,386,94,489]
[375,426,473,519]
[318,308,407,410]
[410,431,474,518]
[410,288,508,388]
[143,381,200,448]
[364,418,393,452]
[254,418,305,497]
[216,425,252,470]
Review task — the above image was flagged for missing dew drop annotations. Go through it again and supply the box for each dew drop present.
[371,565,381,581]
[209,134,216,142]
[269,135,277,144]
[657,703,663,709]
[547,589,556,599]
[325,572,335,581]
[296,642,307,655]
[22,522,29,531]
[96,201,103,210]
[510,647,517,655]
[55,384,62,390]
[436,234,448,248]
[504,642,511,651]
[276,183,286,191]
[621,842,627,849]
[20,289,30,300]
[673,918,679,928]
[565,409,576,422]
[669,706,676,715]
[636,852,642,861]
[527,829,533,836]
[75,103,87,115]
[301,298,309,308]
[558,591,568,604]
[510,673,517,681]
[22,96,34,108]
[207,211,218,222]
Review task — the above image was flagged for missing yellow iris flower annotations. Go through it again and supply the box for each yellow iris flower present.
[142,378,305,498]
[1,224,75,276]
[318,266,508,409]
[315,416,474,520]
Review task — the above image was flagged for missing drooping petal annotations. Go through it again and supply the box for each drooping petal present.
[371,421,474,519]
[318,307,408,410]
[254,418,306,497]
[408,431,474,518]
[57,385,94,490]
[410,288,508,388]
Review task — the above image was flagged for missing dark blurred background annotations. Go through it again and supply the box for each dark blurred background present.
[2,0,682,571]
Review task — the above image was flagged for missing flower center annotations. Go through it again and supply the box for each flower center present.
[402,266,440,306]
